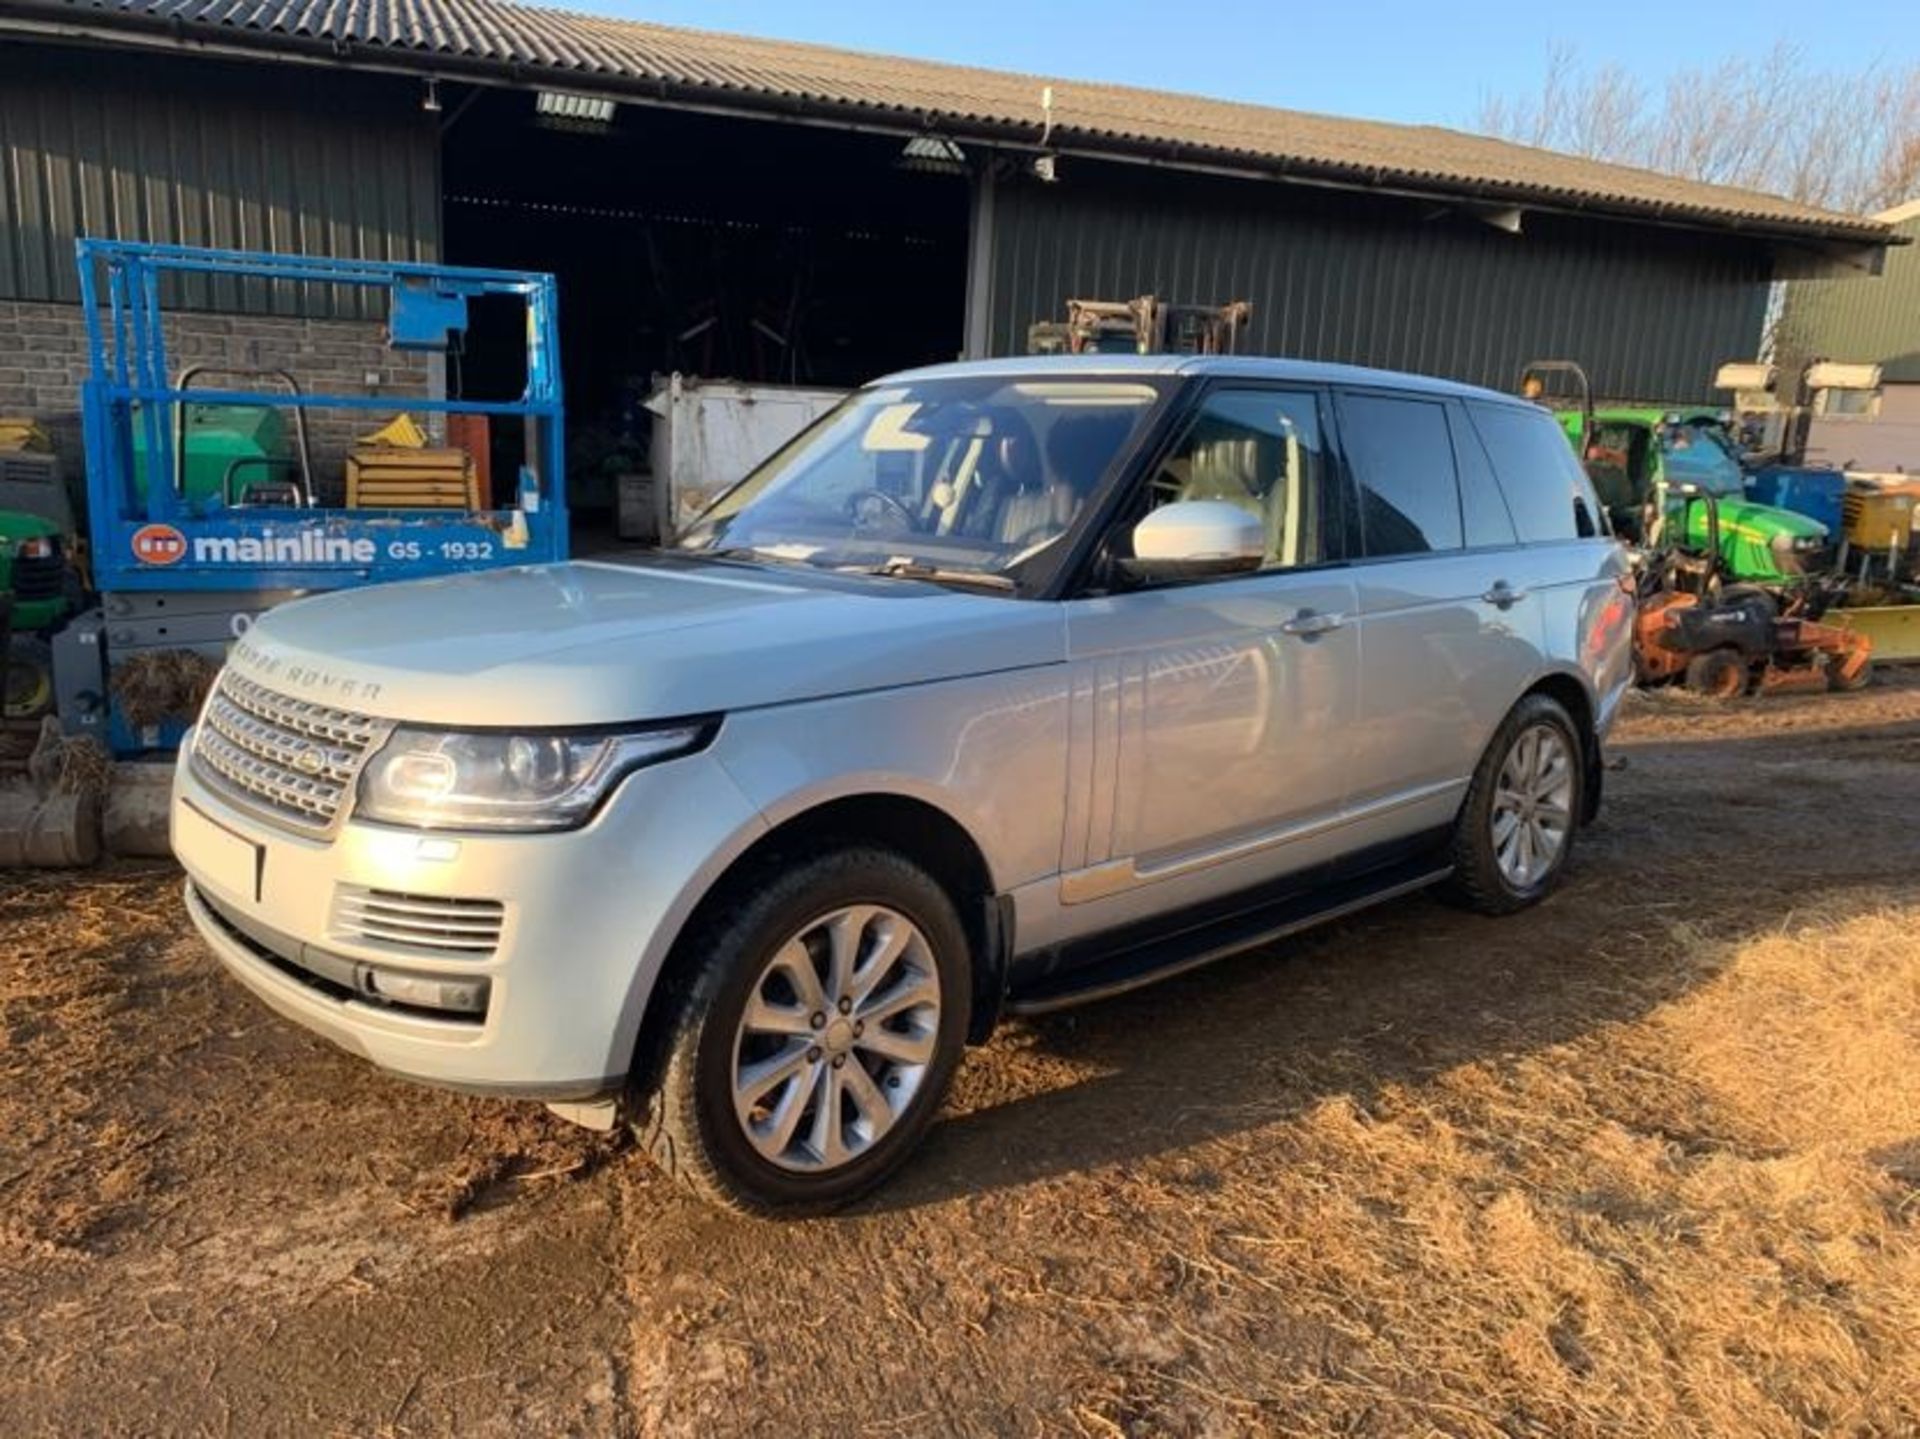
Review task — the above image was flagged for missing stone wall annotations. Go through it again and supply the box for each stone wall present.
[0,299,433,504]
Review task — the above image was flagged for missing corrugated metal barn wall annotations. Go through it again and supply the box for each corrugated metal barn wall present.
[0,46,439,318]
[1784,208,1920,382]
[985,162,1774,403]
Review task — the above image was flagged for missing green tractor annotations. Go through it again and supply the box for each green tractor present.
[0,510,74,721]
[1,438,79,722]
[1558,404,1832,587]
[1521,363,1831,588]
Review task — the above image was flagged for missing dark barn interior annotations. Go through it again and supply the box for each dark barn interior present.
[442,93,971,516]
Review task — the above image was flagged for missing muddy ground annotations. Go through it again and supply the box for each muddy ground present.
[3,678,1918,1437]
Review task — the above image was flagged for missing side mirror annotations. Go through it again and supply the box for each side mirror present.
[1121,500,1263,583]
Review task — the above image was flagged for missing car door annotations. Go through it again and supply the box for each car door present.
[1052,384,1359,932]
[1333,387,1547,841]
[1463,397,1632,736]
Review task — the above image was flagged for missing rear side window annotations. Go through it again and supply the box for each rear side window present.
[1337,392,1463,556]
[1467,401,1605,542]
[1450,401,1519,548]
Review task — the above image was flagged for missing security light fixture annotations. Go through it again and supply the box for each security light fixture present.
[536,90,617,127]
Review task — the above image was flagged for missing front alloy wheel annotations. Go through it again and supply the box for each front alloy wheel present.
[634,846,971,1216]
[731,904,941,1171]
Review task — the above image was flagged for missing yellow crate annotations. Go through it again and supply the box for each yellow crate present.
[345,447,479,511]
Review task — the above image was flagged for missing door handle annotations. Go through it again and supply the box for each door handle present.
[1280,609,1345,638]
[1482,581,1529,609]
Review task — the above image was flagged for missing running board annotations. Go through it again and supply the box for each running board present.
[1006,859,1452,1016]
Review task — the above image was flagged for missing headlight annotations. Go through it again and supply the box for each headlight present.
[15,536,57,560]
[354,722,712,832]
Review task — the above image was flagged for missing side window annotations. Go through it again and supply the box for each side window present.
[1450,401,1519,549]
[1138,388,1326,569]
[1337,392,1463,556]
[1467,401,1606,542]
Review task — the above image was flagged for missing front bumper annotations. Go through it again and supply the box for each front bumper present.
[172,738,766,1099]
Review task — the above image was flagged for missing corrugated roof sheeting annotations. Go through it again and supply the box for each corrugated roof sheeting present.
[987,165,1772,403]
[0,45,438,315]
[1785,208,1920,382]
[4,0,1891,244]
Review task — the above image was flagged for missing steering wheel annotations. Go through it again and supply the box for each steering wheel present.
[845,488,917,533]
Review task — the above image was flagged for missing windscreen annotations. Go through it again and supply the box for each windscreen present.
[1659,418,1745,497]
[678,376,1169,590]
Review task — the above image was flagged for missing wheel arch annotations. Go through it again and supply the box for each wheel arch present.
[1517,668,1603,825]
[625,790,1009,1097]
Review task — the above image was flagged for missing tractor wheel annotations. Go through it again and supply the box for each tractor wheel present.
[1829,658,1874,693]
[1684,649,1747,700]
[3,635,56,722]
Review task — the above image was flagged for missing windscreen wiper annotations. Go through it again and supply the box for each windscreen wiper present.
[841,558,1017,592]
[699,544,812,567]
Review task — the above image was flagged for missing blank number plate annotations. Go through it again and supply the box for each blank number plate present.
[175,802,262,903]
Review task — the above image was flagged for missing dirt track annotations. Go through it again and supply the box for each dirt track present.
[3,678,1919,1437]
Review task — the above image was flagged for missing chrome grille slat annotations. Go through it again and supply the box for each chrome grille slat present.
[331,885,505,957]
[335,902,502,930]
[333,891,502,918]
[204,701,360,784]
[189,670,386,833]
[349,923,498,953]
[219,672,385,748]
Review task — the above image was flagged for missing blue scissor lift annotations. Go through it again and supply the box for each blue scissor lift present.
[62,240,569,751]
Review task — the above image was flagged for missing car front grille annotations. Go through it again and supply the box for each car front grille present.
[190,671,390,833]
[331,885,505,957]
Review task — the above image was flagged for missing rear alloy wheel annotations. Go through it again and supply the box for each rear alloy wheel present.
[1444,694,1584,916]
[633,846,971,1216]
[1490,722,1575,891]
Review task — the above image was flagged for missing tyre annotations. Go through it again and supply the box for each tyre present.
[3,635,55,722]
[1683,648,1747,699]
[631,846,972,1216]
[1444,694,1584,916]
[1829,658,1873,693]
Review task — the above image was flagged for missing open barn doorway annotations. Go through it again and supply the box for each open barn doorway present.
[441,90,971,542]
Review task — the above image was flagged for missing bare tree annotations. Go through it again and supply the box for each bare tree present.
[1476,42,1920,215]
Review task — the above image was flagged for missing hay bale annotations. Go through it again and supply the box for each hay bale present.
[111,650,219,731]
[26,716,111,800]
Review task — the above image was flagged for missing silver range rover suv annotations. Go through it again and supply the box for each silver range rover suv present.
[172,356,1634,1215]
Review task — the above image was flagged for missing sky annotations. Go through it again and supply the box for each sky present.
[596,0,1919,130]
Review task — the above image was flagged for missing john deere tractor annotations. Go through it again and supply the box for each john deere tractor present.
[0,512,75,721]
[1,427,79,722]
[1564,407,1833,585]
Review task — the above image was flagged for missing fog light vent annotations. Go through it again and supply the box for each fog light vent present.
[332,885,504,957]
